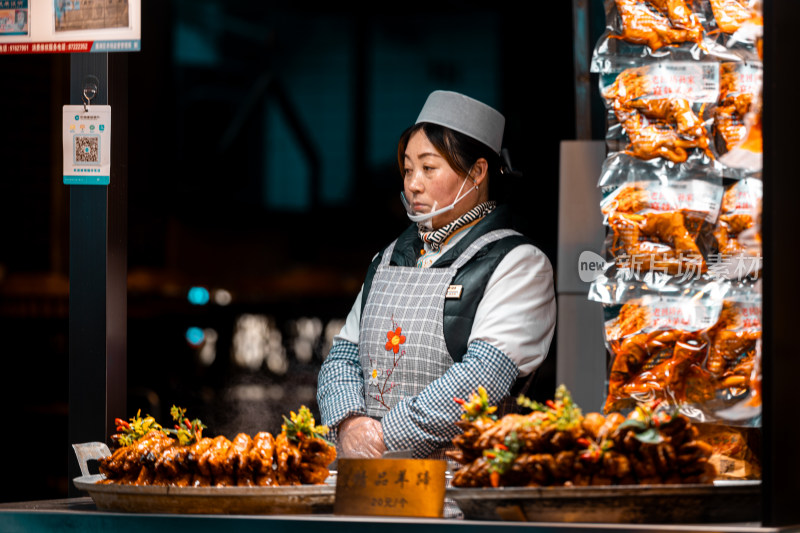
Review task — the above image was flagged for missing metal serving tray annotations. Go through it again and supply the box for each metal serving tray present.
[446,481,761,523]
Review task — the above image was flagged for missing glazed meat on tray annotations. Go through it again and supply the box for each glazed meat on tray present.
[98,406,335,487]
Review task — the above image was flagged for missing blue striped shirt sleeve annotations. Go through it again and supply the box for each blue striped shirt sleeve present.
[316,339,366,440]
[381,339,519,458]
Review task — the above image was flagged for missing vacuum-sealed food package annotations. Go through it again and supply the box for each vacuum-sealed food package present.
[589,276,760,427]
[601,61,719,165]
[599,169,723,278]
[708,177,762,280]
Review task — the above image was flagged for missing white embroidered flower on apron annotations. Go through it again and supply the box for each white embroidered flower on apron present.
[368,358,380,386]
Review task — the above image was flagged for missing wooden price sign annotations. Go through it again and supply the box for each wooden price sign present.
[334,458,447,518]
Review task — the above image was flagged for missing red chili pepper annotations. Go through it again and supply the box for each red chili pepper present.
[116,426,126,432]
[580,451,600,462]
[185,419,193,429]
[496,443,508,451]
[485,451,496,459]
[577,438,592,448]
[174,424,180,430]
[115,418,130,429]
[545,400,556,409]
[453,397,466,405]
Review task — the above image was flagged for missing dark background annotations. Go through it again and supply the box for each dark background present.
[0,0,606,502]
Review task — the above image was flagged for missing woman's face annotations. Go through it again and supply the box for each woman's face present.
[403,130,477,230]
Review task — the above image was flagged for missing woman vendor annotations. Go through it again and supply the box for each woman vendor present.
[316,90,556,460]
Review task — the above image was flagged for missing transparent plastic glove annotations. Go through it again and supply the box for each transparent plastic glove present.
[337,416,387,459]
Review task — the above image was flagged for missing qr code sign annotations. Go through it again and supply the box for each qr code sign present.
[74,135,100,164]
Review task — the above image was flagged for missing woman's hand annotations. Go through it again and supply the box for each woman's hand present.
[337,416,387,458]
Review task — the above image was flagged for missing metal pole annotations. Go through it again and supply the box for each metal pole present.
[67,52,128,495]
[572,0,592,140]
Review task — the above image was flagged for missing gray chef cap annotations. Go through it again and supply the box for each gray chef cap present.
[415,90,505,154]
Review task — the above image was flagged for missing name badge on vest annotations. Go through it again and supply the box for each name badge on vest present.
[445,285,463,299]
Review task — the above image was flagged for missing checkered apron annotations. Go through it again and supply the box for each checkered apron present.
[359,228,521,429]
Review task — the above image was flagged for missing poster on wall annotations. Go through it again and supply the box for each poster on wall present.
[0,0,140,54]
[0,1,29,36]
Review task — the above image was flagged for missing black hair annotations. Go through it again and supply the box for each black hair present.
[397,122,502,182]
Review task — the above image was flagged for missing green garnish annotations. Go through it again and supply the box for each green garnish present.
[483,431,521,476]
[454,386,498,422]
[114,410,164,447]
[282,405,331,444]
[617,400,677,444]
[164,405,207,446]
[517,384,583,430]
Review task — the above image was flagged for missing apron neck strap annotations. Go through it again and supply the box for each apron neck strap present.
[379,228,520,269]
[450,229,521,269]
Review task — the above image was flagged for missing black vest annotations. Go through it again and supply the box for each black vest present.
[360,205,532,363]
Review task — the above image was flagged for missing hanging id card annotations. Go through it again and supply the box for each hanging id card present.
[62,105,111,185]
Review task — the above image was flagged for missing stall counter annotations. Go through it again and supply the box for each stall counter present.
[0,497,787,533]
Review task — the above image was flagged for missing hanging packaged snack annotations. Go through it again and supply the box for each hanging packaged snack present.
[713,62,763,173]
[590,277,728,416]
[589,276,761,427]
[601,61,719,165]
[598,168,723,278]
[591,0,714,73]
[708,177,762,280]
[718,98,762,172]
[689,282,762,425]
[613,0,705,50]
[705,0,763,54]
[718,61,763,172]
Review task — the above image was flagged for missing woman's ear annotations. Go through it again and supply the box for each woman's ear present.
[470,158,489,187]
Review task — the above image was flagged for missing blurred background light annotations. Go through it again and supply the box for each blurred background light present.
[292,316,323,364]
[185,326,205,346]
[232,314,269,370]
[198,328,218,366]
[188,286,210,305]
[213,288,232,306]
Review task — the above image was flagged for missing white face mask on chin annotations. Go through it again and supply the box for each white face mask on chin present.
[400,173,478,230]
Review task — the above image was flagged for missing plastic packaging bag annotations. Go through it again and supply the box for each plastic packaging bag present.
[689,281,761,425]
[598,163,723,279]
[708,177,762,280]
[600,61,720,165]
[695,423,761,479]
[704,0,763,55]
[591,1,762,74]
[591,0,713,74]
[589,275,760,427]
[713,61,763,177]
